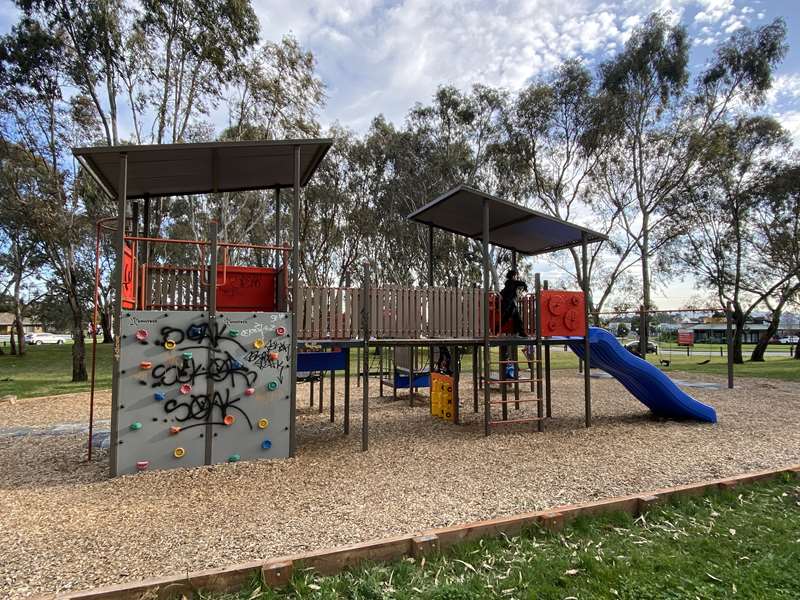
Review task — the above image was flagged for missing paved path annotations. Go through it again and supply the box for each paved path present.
[0,420,111,448]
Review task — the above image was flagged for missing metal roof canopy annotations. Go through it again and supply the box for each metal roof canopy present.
[407,185,607,256]
[72,138,333,199]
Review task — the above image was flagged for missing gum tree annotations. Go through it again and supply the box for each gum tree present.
[596,14,787,317]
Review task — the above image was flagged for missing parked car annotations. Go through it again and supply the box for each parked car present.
[24,332,70,345]
[624,340,658,355]
[778,335,799,344]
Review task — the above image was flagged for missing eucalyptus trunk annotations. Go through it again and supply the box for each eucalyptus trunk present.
[750,319,779,362]
[731,305,745,364]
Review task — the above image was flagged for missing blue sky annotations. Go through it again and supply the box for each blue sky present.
[249,0,800,139]
[1,0,797,137]
[1,0,798,308]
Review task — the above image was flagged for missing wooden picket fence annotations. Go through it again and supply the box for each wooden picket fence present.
[137,267,534,340]
[295,286,534,340]
[143,265,207,310]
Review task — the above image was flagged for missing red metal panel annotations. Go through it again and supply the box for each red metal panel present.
[122,244,136,309]
[215,266,281,312]
[677,330,694,346]
[540,290,586,337]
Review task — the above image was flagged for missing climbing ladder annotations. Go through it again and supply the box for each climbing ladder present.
[484,350,545,431]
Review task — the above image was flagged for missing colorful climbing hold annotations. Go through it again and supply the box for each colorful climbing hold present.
[169,426,181,435]
[268,351,279,361]
[229,329,239,337]
[136,460,149,471]
[135,329,149,341]
[130,421,142,431]
[139,361,152,370]
[244,387,255,396]
[173,447,186,458]
[164,339,176,350]
[179,383,192,395]
[231,360,242,369]
[253,338,265,349]
[261,439,272,450]
[275,326,286,336]
[154,391,166,401]
[258,418,269,429]
[182,351,193,360]
[223,415,235,426]
[228,454,240,463]
[266,380,278,391]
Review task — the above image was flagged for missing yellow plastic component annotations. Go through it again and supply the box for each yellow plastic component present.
[253,338,265,349]
[173,447,186,458]
[258,418,269,429]
[164,339,176,350]
[430,372,455,423]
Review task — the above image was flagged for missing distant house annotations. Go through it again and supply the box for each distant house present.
[0,313,44,335]
[690,322,769,344]
[655,319,770,344]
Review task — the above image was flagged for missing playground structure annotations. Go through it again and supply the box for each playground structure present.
[77,139,717,477]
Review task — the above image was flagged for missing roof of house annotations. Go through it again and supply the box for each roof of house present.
[407,185,607,256]
[0,312,39,325]
[72,139,333,200]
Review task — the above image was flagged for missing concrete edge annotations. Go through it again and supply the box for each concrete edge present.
[43,463,800,600]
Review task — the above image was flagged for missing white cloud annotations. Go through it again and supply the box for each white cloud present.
[775,111,800,145]
[244,0,791,132]
[253,0,651,130]
[722,14,745,33]
[766,74,800,106]
[694,0,735,23]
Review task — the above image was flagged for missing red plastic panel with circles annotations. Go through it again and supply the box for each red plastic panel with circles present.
[540,290,586,337]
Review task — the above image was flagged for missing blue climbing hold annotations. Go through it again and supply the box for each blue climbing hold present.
[261,439,272,450]
[154,392,166,401]
[231,360,241,369]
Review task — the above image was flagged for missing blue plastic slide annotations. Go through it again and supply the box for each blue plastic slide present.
[566,327,717,423]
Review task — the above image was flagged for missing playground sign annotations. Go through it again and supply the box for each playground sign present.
[678,330,695,346]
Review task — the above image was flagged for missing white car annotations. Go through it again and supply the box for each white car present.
[24,332,70,345]
[779,335,799,344]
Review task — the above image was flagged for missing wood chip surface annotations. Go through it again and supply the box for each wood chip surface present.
[0,370,798,598]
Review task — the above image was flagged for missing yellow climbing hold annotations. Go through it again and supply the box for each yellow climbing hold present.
[173,447,186,458]
[164,339,176,350]
[253,338,265,349]
[258,418,269,429]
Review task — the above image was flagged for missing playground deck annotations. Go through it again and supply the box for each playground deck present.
[1,371,799,598]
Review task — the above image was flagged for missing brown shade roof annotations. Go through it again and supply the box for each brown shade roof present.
[407,185,607,256]
[72,139,333,200]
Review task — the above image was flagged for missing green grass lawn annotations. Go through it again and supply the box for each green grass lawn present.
[207,476,800,599]
[0,340,796,400]
[0,343,113,399]
[656,352,800,381]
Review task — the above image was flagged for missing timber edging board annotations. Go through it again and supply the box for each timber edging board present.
[39,463,800,600]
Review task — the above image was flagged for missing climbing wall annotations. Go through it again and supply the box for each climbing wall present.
[115,310,292,475]
[539,290,586,337]
[430,372,455,423]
